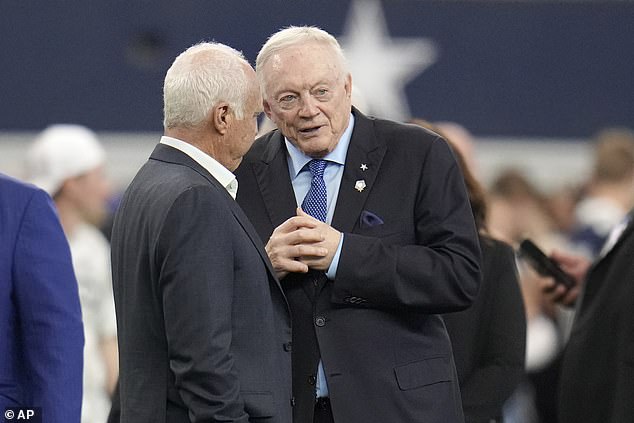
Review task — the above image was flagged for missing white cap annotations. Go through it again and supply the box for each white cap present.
[25,124,106,195]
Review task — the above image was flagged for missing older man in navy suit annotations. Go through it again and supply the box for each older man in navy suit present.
[0,173,84,423]
[236,26,481,423]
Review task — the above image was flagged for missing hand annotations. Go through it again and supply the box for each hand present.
[295,208,342,272]
[540,250,591,307]
[266,213,328,279]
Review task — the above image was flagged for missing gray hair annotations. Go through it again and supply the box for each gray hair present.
[255,26,348,94]
[163,42,252,129]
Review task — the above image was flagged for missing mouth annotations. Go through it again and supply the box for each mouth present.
[298,125,322,135]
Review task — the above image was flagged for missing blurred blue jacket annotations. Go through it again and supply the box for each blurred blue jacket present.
[0,173,84,422]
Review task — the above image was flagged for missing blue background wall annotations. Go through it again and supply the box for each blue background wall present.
[1,0,632,137]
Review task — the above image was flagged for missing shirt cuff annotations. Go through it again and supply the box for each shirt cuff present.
[326,234,344,280]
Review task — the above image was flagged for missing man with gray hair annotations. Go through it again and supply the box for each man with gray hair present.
[236,26,480,423]
[111,42,292,423]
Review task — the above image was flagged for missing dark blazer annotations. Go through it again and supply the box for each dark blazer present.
[558,211,634,423]
[0,173,84,423]
[443,235,526,423]
[111,144,292,423]
[235,108,481,423]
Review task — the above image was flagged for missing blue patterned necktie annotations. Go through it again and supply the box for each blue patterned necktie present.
[301,159,331,398]
[302,159,328,222]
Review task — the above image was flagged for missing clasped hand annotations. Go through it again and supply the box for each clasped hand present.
[266,208,341,280]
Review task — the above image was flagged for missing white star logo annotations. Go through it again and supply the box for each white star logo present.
[339,0,439,121]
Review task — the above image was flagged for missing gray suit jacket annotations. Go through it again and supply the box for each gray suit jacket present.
[236,108,481,423]
[111,144,292,423]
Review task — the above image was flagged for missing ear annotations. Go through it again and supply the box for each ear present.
[344,73,352,99]
[262,99,274,120]
[212,102,231,135]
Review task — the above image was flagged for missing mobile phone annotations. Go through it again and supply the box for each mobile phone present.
[518,239,576,289]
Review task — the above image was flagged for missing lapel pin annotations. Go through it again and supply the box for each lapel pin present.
[360,163,368,171]
[355,179,366,192]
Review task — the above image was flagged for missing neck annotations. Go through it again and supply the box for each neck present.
[165,127,236,171]
[165,127,212,153]
[54,196,82,238]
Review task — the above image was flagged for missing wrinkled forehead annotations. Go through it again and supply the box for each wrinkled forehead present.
[260,44,345,93]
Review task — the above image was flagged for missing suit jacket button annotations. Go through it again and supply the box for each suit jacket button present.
[315,316,326,327]
[283,342,292,352]
[308,375,316,385]
[290,397,296,407]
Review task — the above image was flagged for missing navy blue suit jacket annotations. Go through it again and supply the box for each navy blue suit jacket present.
[0,173,84,422]
[236,108,481,423]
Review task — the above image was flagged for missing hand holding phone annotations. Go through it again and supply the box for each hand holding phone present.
[518,239,576,289]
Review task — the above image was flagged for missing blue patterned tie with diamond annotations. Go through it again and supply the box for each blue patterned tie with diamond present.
[301,159,328,222]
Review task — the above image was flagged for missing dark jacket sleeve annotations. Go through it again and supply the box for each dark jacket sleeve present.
[333,136,481,313]
[446,237,526,422]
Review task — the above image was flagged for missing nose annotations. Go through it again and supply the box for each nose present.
[298,94,319,118]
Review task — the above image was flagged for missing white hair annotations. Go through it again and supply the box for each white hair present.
[163,42,253,129]
[255,26,349,94]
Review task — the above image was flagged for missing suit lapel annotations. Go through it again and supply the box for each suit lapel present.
[251,132,298,228]
[249,132,315,300]
[227,201,286,295]
[332,109,387,233]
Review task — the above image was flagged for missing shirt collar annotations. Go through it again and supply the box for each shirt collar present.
[160,136,238,199]
[285,113,355,178]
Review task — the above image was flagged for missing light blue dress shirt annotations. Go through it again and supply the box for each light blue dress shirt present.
[284,113,355,398]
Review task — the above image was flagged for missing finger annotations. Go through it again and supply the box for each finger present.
[270,254,309,273]
[285,215,320,230]
[543,282,559,294]
[286,228,325,245]
[295,244,328,258]
[278,259,309,274]
[296,207,321,223]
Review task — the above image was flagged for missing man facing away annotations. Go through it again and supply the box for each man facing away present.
[111,42,292,423]
[235,26,481,423]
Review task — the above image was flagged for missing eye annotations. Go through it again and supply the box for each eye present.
[315,88,328,97]
[279,94,297,103]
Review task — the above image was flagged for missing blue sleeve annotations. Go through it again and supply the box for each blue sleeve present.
[13,189,84,423]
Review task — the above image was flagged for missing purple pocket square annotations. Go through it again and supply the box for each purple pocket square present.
[360,210,384,228]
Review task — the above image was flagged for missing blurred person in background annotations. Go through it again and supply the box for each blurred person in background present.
[541,204,634,422]
[432,121,479,177]
[568,127,634,258]
[486,169,571,422]
[410,119,527,423]
[25,124,118,423]
[0,172,84,423]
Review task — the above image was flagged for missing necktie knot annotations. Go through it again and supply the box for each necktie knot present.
[308,159,327,178]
